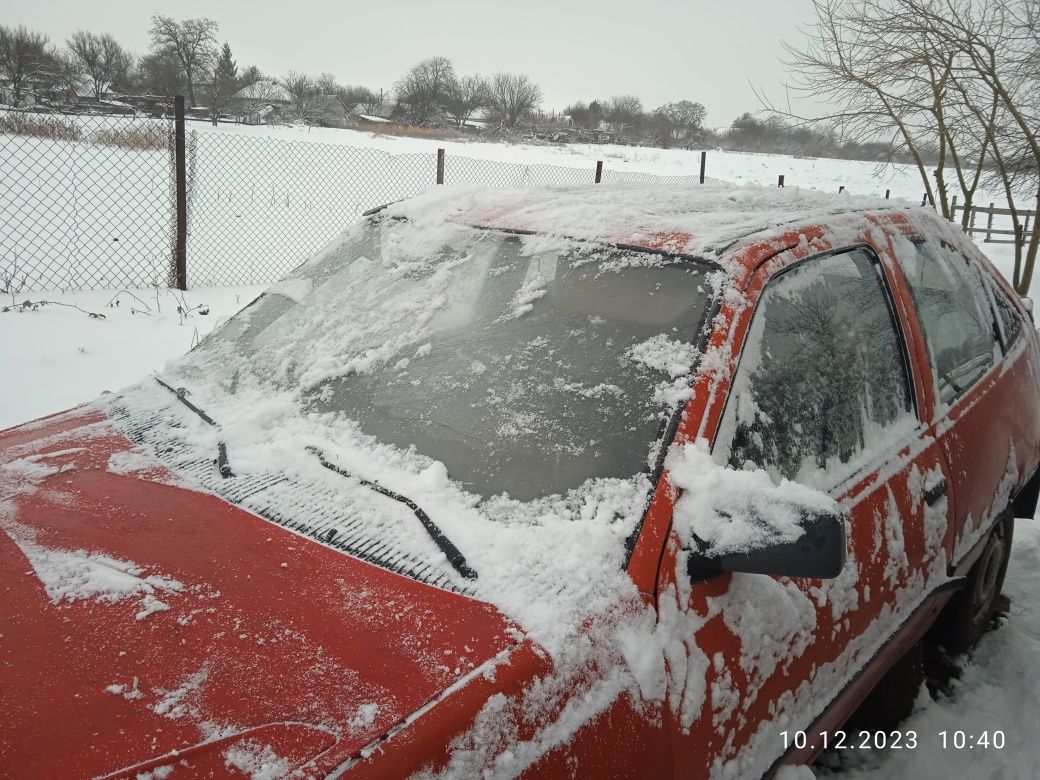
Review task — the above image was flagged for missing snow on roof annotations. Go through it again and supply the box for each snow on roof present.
[384,182,909,260]
[357,114,392,124]
[235,80,291,103]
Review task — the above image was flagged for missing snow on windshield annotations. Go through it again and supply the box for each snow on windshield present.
[164,217,714,502]
[106,214,718,652]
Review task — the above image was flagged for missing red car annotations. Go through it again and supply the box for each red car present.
[2,184,1037,779]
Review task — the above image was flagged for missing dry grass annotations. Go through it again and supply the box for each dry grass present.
[0,112,167,151]
[0,113,82,142]
[366,122,466,142]
[90,126,168,151]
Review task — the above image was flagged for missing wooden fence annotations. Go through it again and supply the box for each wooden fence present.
[950,198,1036,245]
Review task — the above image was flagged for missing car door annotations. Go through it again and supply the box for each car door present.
[656,240,957,778]
[893,234,1035,568]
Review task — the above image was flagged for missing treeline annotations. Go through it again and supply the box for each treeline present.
[1,16,920,162]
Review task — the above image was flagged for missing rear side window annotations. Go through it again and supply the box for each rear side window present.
[717,247,913,487]
[901,240,1000,405]
[982,271,1022,350]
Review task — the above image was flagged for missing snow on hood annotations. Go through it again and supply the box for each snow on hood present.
[112,212,723,657]
[0,410,520,777]
[5,523,183,620]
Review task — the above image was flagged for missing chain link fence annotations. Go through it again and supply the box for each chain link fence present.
[186,131,438,286]
[0,111,176,291]
[1,107,722,291]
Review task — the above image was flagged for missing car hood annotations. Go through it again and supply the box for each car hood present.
[0,408,517,778]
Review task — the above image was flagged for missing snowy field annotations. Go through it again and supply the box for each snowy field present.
[2,123,1039,778]
[1,113,1028,290]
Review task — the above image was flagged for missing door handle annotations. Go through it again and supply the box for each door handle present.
[924,478,948,506]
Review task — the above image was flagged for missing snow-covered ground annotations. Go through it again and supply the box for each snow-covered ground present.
[2,125,1039,778]
[820,516,1040,780]
[2,113,1029,292]
[0,285,261,429]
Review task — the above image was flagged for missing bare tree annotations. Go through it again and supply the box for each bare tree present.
[281,71,318,120]
[0,25,51,107]
[606,94,644,134]
[315,72,341,96]
[133,51,185,97]
[656,100,707,142]
[443,74,488,127]
[148,15,218,107]
[566,100,604,130]
[238,64,263,89]
[395,56,456,123]
[337,84,381,112]
[68,31,132,102]
[486,72,542,129]
[782,0,1040,293]
[46,51,82,103]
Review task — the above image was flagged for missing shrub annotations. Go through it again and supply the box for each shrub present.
[365,122,464,142]
[0,112,81,142]
[90,126,168,151]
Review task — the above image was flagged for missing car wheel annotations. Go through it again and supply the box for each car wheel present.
[932,514,1014,655]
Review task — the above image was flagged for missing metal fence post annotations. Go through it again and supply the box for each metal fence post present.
[436,148,445,185]
[595,160,603,184]
[778,174,785,188]
[174,95,188,291]
[699,151,706,184]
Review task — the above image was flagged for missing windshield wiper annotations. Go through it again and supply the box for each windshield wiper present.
[307,446,478,581]
[155,378,235,478]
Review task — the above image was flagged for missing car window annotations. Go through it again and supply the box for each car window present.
[980,268,1022,351]
[716,247,914,487]
[179,220,717,502]
[901,239,1000,405]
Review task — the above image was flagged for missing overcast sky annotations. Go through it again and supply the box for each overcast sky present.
[3,0,822,127]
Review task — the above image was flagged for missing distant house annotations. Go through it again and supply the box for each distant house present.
[65,88,137,114]
[461,108,491,130]
[234,80,291,122]
[0,80,24,107]
[0,76,64,108]
[346,100,394,122]
[308,94,350,127]
[66,86,94,105]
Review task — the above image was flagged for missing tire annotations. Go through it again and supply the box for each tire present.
[931,514,1014,655]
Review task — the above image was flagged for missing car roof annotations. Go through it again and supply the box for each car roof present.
[380,181,916,268]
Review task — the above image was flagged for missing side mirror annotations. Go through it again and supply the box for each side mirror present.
[687,509,847,582]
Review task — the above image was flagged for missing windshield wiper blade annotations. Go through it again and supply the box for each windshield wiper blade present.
[307,446,477,581]
[155,378,235,478]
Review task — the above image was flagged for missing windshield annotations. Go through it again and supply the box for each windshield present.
[171,218,715,501]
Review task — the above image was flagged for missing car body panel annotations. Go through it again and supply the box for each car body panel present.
[636,219,959,777]
[2,200,1039,779]
[0,410,517,778]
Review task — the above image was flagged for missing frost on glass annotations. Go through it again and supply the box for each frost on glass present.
[977,266,1022,350]
[179,218,713,502]
[718,248,913,487]
[901,239,1000,405]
